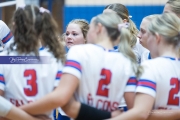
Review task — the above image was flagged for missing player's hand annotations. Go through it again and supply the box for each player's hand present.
[111,109,123,118]
[33,114,52,120]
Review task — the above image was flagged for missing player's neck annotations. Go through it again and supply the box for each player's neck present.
[159,45,179,58]
[95,37,114,50]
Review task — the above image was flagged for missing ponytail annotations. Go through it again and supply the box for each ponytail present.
[128,19,139,47]
[10,6,39,56]
[118,28,143,78]
[39,12,65,63]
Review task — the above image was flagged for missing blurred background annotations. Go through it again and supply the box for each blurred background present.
[0,0,166,34]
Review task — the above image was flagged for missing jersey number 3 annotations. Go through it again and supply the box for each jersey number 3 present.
[168,78,179,105]
[96,69,112,97]
[23,69,38,96]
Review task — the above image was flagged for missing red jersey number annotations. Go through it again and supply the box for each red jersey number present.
[24,69,38,96]
[167,78,179,106]
[96,69,112,97]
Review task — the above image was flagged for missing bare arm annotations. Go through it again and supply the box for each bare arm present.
[147,109,180,120]
[0,90,4,96]
[124,92,135,109]
[108,93,154,120]
[20,73,79,115]
[6,106,45,120]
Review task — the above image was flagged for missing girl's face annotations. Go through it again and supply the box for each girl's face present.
[137,19,150,49]
[65,23,86,48]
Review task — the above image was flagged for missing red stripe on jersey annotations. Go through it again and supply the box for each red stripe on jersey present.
[0,75,5,84]
[138,80,156,91]
[65,60,81,72]
[127,77,137,85]
[2,32,13,44]
[56,71,62,80]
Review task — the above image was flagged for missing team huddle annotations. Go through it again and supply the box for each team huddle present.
[0,0,180,120]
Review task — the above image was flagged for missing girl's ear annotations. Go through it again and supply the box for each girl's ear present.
[155,33,161,44]
[96,23,103,34]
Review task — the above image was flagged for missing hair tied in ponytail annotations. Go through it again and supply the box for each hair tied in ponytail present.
[118,22,129,31]
[39,7,50,13]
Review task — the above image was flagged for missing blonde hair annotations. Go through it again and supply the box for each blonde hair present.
[143,14,159,22]
[104,3,139,47]
[67,19,89,42]
[167,0,180,16]
[148,13,180,54]
[94,12,142,77]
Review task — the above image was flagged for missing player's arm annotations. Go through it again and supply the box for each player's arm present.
[124,92,135,109]
[147,109,180,120]
[107,93,154,120]
[61,97,120,120]
[20,74,115,120]
[124,76,137,109]
[0,96,45,120]
[0,90,4,96]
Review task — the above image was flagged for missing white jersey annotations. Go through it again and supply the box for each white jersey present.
[136,57,180,109]
[0,49,64,119]
[0,96,12,117]
[132,38,147,64]
[63,44,137,111]
[0,20,13,51]
[140,49,151,63]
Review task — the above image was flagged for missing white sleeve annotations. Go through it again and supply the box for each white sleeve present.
[0,20,13,45]
[136,61,156,98]
[124,63,137,92]
[54,61,64,87]
[0,96,12,117]
[0,65,5,91]
[63,46,82,80]
[54,70,62,87]
[125,76,137,92]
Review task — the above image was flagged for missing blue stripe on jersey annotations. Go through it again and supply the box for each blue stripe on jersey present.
[56,71,62,80]
[39,47,44,51]
[138,79,156,91]
[65,60,81,73]
[94,44,118,52]
[2,32,13,44]
[148,53,151,59]
[127,77,137,85]
[162,56,180,61]
[0,74,5,84]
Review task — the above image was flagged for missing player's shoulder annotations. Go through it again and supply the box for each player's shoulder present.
[0,20,9,30]
[68,44,102,54]
[0,20,7,26]
[141,57,167,69]
[39,48,52,56]
[39,48,64,65]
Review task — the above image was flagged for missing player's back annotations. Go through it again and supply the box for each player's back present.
[0,49,63,118]
[64,44,136,111]
[139,57,180,109]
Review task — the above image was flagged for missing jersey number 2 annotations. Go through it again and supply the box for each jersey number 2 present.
[23,69,38,96]
[96,69,112,97]
[167,78,179,105]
